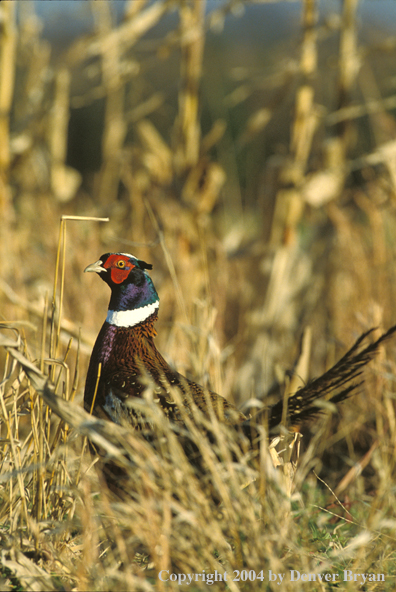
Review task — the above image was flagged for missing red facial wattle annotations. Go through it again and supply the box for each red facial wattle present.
[110,267,132,283]
[103,254,135,284]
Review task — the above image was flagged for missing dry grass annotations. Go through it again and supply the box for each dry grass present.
[2,318,396,591]
[1,0,396,590]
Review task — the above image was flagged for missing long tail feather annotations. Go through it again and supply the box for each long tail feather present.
[244,324,396,436]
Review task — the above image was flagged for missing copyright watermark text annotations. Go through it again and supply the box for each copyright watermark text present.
[158,569,385,586]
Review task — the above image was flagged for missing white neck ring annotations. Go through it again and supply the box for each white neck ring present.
[106,300,159,328]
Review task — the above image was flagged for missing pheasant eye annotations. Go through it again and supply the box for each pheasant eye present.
[117,260,126,268]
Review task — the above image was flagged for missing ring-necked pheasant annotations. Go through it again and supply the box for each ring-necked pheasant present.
[84,252,396,439]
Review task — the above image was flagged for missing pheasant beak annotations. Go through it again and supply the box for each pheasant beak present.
[84,260,107,274]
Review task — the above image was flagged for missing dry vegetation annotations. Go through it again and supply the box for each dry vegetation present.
[1,0,396,590]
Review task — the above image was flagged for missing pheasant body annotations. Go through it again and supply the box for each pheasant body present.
[84,253,246,429]
[84,252,396,438]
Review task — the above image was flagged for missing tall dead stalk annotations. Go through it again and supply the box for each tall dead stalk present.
[174,0,206,175]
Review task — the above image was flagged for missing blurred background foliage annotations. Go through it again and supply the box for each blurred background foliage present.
[1,0,396,459]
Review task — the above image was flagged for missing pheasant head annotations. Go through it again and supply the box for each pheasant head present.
[84,252,159,328]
